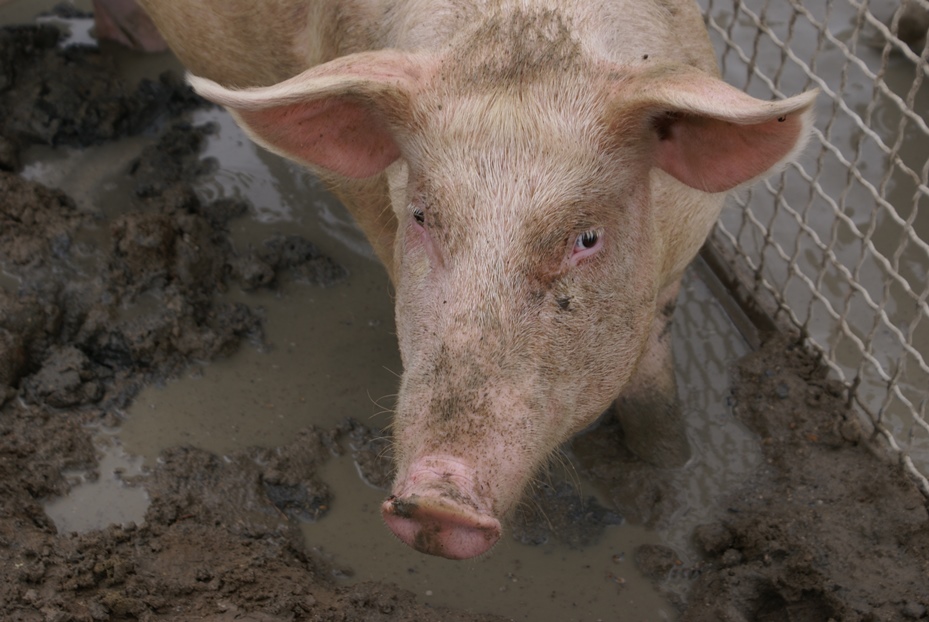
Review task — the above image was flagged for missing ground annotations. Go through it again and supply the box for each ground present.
[0,16,927,622]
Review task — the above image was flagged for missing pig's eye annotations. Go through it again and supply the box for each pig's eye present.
[412,207,426,226]
[575,230,599,249]
[573,229,602,254]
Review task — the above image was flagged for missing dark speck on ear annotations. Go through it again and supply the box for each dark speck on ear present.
[653,111,679,141]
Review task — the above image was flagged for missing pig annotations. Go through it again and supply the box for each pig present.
[134,0,816,559]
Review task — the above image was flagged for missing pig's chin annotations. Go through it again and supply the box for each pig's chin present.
[381,456,504,559]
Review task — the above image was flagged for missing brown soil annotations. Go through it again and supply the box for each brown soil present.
[0,14,927,622]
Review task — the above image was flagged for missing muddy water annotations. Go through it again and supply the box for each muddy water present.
[44,428,148,534]
[118,108,401,455]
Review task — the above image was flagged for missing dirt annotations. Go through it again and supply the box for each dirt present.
[574,337,929,621]
[0,13,927,622]
[681,339,929,622]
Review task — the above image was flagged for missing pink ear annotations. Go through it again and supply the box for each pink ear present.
[233,96,400,178]
[614,66,817,193]
[189,51,428,179]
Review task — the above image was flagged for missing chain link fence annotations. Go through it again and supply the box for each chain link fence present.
[698,0,929,497]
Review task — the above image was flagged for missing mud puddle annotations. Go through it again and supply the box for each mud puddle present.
[43,427,148,534]
[115,109,401,457]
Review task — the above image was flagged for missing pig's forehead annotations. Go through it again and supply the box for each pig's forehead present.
[406,91,639,202]
[409,87,610,170]
[417,76,604,139]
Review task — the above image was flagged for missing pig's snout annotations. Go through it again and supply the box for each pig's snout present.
[381,495,501,559]
[381,458,502,559]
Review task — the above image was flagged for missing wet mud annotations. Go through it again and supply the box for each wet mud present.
[1,10,927,622]
[577,337,929,621]
[679,337,929,621]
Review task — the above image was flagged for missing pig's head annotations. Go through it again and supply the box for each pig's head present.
[191,42,815,559]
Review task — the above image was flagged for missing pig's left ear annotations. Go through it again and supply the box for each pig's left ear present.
[188,51,428,179]
[611,66,818,193]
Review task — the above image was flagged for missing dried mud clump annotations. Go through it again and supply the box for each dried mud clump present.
[0,172,90,268]
[0,22,202,166]
[231,233,349,290]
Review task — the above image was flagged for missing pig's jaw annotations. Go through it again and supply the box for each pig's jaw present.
[381,455,504,559]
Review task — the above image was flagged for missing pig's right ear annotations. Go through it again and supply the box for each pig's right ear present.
[610,65,818,194]
[188,51,428,179]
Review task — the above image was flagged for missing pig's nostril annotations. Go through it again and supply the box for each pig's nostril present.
[385,495,418,519]
[381,494,502,560]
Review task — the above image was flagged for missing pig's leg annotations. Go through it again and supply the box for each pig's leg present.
[614,282,690,468]
[92,0,167,52]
